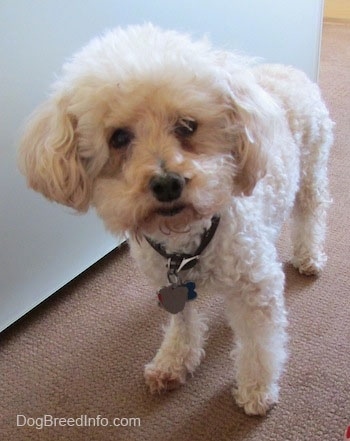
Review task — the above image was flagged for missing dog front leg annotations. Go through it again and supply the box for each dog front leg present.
[144,303,207,394]
[226,268,288,415]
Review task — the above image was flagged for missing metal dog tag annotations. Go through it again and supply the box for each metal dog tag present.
[157,282,197,314]
[158,285,188,314]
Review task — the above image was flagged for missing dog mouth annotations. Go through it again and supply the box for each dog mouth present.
[156,204,186,217]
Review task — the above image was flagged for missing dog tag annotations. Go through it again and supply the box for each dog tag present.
[157,282,198,314]
[184,281,197,301]
[158,285,188,314]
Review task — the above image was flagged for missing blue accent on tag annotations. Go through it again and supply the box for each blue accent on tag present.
[185,281,197,301]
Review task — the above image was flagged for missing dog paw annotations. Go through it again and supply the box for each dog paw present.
[233,385,278,416]
[144,363,187,394]
[291,253,326,276]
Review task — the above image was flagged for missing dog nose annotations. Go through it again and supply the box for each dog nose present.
[149,172,185,202]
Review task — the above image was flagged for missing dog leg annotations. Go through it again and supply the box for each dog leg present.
[226,266,288,416]
[291,120,333,276]
[144,303,207,394]
[291,188,330,276]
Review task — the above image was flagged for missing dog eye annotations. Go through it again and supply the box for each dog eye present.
[109,128,134,149]
[174,119,198,137]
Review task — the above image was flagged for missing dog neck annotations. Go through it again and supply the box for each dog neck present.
[144,215,220,259]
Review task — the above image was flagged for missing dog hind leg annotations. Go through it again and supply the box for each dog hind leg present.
[291,118,333,276]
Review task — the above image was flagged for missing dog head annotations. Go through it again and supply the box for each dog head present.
[19,24,278,236]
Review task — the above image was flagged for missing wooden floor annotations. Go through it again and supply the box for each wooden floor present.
[324,0,350,22]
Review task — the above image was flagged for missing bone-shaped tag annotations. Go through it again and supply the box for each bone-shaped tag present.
[185,281,197,301]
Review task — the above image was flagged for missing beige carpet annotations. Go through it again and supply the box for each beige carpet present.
[1,23,350,441]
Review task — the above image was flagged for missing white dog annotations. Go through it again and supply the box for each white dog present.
[19,24,333,415]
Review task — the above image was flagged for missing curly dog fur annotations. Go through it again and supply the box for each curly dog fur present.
[19,24,333,415]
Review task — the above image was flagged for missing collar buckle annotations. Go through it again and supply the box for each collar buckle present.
[166,255,199,284]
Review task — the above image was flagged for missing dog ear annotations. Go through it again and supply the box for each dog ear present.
[18,96,92,211]
[223,70,279,196]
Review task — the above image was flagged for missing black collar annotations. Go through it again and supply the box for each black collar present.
[144,215,220,277]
